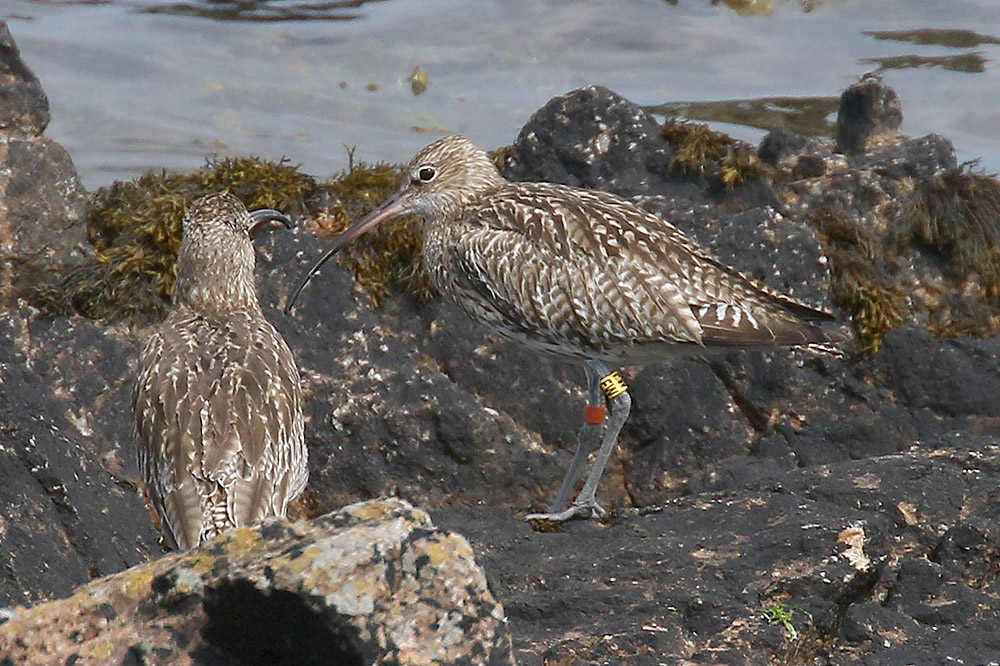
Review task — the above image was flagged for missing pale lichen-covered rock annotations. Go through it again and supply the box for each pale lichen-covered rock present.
[0,498,514,666]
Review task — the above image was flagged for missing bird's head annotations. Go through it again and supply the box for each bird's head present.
[286,135,503,311]
[175,192,291,312]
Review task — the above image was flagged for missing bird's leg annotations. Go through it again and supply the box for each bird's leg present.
[546,363,605,513]
[525,361,631,524]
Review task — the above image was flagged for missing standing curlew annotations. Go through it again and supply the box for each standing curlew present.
[287,136,844,523]
[134,192,308,548]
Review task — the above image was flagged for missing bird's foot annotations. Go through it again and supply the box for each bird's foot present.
[524,498,606,526]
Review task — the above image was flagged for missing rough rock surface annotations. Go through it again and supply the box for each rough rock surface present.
[836,73,902,154]
[433,443,1000,666]
[0,22,49,137]
[0,498,514,666]
[1,25,999,665]
[0,20,89,301]
[0,311,161,606]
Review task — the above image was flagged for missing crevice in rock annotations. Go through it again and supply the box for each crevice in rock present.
[11,432,100,582]
[201,578,368,666]
[707,359,772,435]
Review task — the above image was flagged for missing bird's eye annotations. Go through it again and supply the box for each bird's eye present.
[416,166,436,183]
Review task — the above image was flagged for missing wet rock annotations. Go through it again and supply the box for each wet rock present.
[0,498,514,666]
[836,73,903,154]
[0,21,49,136]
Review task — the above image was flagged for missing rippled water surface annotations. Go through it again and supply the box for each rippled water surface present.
[7,0,1000,189]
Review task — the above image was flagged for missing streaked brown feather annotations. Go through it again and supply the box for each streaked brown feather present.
[422,174,842,362]
[133,193,306,549]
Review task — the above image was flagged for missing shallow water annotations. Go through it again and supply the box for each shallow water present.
[6,0,1000,190]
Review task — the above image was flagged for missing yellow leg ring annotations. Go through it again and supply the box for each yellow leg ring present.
[599,371,629,400]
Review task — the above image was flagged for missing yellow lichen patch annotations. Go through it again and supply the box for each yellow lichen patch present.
[422,534,475,567]
[80,639,115,659]
[186,553,216,576]
[27,157,318,323]
[347,498,398,523]
[224,526,263,559]
[121,569,156,599]
[281,544,324,578]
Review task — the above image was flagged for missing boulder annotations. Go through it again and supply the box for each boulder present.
[0,498,514,666]
[0,20,89,304]
[0,22,49,137]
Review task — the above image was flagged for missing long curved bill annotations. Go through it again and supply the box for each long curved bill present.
[248,208,293,234]
[285,192,409,312]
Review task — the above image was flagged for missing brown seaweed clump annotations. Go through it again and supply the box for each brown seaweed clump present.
[30,157,318,323]
[661,118,766,188]
[900,166,1000,337]
[814,163,1000,352]
[311,162,436,309]
[815,208,905,354]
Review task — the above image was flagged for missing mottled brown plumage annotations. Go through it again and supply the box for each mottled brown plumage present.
[134,192,307,548]
[289,136,844,522]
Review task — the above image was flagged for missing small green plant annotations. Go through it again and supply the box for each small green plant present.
[763,602,813,641]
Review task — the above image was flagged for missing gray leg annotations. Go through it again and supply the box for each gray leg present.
[547,364,604,513]
[526,360,631,523]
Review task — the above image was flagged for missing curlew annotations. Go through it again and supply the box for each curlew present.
[288,136,844,523]
[134,192,308,548]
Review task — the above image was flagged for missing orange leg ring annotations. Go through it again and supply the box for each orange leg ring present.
[584,405,607,424]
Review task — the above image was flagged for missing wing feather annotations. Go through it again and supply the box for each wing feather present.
[133,308,306,549]
[431,181,836,358]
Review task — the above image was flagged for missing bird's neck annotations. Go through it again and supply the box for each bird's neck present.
[172,245,261,315]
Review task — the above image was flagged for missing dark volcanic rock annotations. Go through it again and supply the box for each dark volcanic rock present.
[432,444,1000,665]
[0,311,161,606]
[836,73,903,155]
[505,85,701,201]
[0,21,49,137]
